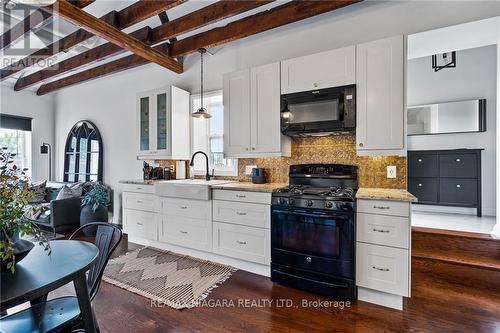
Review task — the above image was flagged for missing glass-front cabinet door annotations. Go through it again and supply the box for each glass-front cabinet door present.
[137,91,151,155]
[154,90,169,155]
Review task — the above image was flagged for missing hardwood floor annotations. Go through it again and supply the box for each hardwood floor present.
[66,236,499,333]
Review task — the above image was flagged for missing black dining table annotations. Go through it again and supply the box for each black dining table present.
[1,240,99,333]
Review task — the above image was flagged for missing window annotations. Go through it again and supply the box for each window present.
[0,114,32,178]
[63,120,103,182]
[191,91,238,176]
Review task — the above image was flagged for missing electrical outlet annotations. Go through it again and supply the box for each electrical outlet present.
[245,165,257,175]
[387,165,397,178]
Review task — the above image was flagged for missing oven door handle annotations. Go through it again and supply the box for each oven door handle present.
[273,269,349,289]
[272,209,350,219]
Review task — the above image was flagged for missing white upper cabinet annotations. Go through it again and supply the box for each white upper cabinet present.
[224,63,290,158]
[280,46,356,94]
[137,86,190,160]
[356,35,406,156]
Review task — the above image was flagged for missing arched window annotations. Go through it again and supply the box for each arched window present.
[63,120,103,182]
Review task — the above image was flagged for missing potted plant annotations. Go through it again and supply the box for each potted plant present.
[80,182,110,235]
[0,148,50,273]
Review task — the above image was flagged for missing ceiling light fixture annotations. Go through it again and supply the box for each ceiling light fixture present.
[191,48,212,119]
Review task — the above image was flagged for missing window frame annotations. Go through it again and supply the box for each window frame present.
[190,90,238,177]
[0,128,32,178]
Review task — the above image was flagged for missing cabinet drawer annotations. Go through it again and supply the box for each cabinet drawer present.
[160,197,211,220]
[213,222,270,265]
[439,153,477,178]
[122,192,158,212]
[408,177,438,203]
[160,217,211,252]
[408,153,438,177]
[357,213,409,249]
[123,209,157,240]
[357,199,409,217]
[213,200,270,229]
[121,183,156,194]
[356,242,409,296]
[212,190,271,205]
[439,178,478,206]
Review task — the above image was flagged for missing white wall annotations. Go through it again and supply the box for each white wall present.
[53,1,500,223]
[0,86,55,182]
[407,45,497,216]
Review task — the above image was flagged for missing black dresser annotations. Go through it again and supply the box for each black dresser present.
[408,149,483,216]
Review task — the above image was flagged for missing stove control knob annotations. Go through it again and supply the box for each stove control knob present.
[325,201,334,209]
[279,198,287,205]
[288,198,294,205]
[305,200,313,207]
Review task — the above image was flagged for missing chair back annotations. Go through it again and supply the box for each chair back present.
[69,222,123,300]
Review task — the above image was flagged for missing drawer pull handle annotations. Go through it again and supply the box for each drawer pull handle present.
[179,230,188,234]
[418,183,422,187]
[236,240,247,245]
[136,200,143,203]
[372,228,390,233]
[372,266,390,272]
[136,222,143,226]
[236,212,247,216]
[418,159,422,162]
[373,205,390,210]
[136,187,143,190]
[306,257,312,263]
[456,184,461,188]
[236,195,246,198]
[179,206,188,209]
[456,158,461,162]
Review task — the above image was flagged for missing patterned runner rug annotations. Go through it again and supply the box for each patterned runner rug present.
[103,247,237,309]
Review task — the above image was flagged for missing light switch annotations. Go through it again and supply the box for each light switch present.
[387,166,397,178]
[245,165,257,175]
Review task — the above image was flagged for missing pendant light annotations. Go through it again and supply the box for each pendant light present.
[192,48,212,119]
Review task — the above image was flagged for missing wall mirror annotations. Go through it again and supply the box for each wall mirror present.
[64,120,103,182]
[407,99,486,135]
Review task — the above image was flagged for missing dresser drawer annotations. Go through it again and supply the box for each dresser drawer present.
[121,183,156,194]
[213,190,271,205]
[408,153,438,178]
[160,217,211,252]
[439,178,478,206]
[122,192,158,212]
[408,177,438,203]
[356,242,409,296]
[160,197,211,220]
[439,153,478,178]
[213,200,270,229]
[357,213,409,249]
[123,209,157,240]
[357,199,410,217]
[213,222,270,265]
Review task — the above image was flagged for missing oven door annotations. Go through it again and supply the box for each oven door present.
[271,207,354,279]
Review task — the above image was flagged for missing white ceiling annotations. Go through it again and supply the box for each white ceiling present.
[0,0,290,91]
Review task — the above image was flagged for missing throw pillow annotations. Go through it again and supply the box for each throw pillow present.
[56,183,83,200]
[29,180,47,203]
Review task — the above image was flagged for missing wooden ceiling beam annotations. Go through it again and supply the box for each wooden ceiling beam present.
[37,43,170,95]
[170,0,361,57]
[1,0,184,81]
[15,0,268,90]
[0,0,93,50]
[49,0,182,73]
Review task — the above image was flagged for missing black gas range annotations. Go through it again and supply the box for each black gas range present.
[271,164,357,300]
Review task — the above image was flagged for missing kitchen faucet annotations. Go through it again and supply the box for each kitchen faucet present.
[189,151,213,181]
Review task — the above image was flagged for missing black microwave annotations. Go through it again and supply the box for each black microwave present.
[280,85,355,136]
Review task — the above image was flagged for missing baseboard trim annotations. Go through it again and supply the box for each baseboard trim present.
[357,287,403,310]
[127,235,271,277]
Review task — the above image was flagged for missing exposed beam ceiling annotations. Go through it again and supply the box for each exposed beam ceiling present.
[48,0,182,73]
[15,0,271,90]
[1,0,185,81]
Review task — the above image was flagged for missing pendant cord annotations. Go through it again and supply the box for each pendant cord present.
[200,50,204,111]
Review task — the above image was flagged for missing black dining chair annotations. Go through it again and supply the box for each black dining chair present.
[0,222,123,333]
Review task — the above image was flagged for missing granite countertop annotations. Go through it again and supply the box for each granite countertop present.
[211,182,288,193]
[119,179,164,185]
[356,188,417,202]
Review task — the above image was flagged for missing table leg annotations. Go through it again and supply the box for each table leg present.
[30,294,48,307]
[73,272,98,333]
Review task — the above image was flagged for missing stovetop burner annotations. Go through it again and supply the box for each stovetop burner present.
[275,185,356,201]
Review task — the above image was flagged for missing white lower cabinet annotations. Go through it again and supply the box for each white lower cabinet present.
[213,222,270,265]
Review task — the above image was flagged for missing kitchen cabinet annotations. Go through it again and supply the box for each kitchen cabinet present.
[280,46,356,94]
[223,63,291,158]
[136,86,190,159]
[356,35,406,156]
[122,185,159,242]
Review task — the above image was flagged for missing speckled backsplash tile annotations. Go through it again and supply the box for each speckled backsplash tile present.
[158,134,406,189]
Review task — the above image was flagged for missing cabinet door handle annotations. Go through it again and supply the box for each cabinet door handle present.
[373,205,390,210]
[245,147,249,151]
[236,240,247,245]
[179,206,188,209]
[180,230,188,234]
[418,183,422,187]
[136,200,143,203]
[372,228,390,233]
[236,212,247,216]
[456,158,461,162]
[251,147,255,150]
[236,194,246,198]
[418,159,422,162]
[372,266,390,272]
[136,222,143,226]
[358,143,363,147]
[456,184,461,188]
